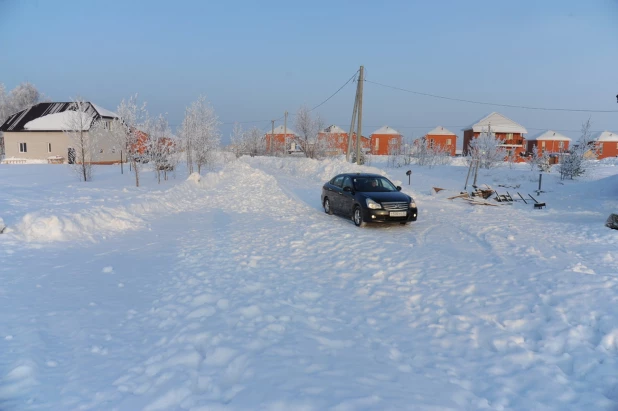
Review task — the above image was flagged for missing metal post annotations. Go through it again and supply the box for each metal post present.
[120,151,123,174]
[538,173,542,194]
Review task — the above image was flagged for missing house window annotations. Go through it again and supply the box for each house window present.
[558,141,564,150]
[375,138,379,149]
[446,139,452,145]
[48,143,52,153]
[599,144,603,155]
[541,141,545,148]
[19,142,27,153]
[506,133,513,139]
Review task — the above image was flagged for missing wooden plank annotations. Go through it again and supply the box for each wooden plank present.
[447,193,469,200]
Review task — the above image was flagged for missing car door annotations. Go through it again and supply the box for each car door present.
[326,175,344,213]
[339,176,355,217]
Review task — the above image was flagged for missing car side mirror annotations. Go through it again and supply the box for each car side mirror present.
[343,186,352,192]
[396,186,402,191]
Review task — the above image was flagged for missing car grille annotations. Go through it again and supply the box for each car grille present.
[382,201,408,210]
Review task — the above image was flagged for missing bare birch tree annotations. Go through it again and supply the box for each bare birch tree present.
[180,96,221,174]
[294,106,324,159]
[117,94,148,187]
[145,113,174,184]
[230,122,245,158]
[63,98,99,182]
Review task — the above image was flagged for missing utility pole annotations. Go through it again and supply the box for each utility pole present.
[346,80,359,162]
[356,65,364,165]
[271,120,275,154]
[284,111,288,154]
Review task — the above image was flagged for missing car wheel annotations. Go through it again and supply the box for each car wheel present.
[353,206,365,227]
[400,221,409,225]
[323,198,333,215]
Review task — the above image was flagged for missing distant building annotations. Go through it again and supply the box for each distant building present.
[370,126,402,155]
[592,131,618,159]
[424,126,457,156]
[526,130,570,154]
[317,125,369,156]
[265,125,297,154]
[462,112,527,161]
[526,130,571,164]
[0,102,122,164]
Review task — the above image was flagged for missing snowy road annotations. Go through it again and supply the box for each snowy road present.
[1,158,618,410]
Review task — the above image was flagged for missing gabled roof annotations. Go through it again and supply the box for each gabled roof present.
[592,131,618,142]
[265,125,297,136]
[322,125,347,134]
[371,125,401,136]
[527,130,571,141]
[463,112,527,134]
[426,126,456,136]
[0,102,118,132]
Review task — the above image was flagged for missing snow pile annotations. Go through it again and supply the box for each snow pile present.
[17,208,144,242]
[241,156,388,183]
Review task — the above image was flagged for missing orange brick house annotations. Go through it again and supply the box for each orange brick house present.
[424,126,457,156]
[370,126,402,155]
[317,125,370,156]
[265,125,297,154]
[462,112,527,161]
[526,130,571,155]
[593,131,618,159]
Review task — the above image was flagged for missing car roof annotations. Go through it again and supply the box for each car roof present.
[337,173,384,178]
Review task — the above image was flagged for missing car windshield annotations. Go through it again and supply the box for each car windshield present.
[353,177,398,192]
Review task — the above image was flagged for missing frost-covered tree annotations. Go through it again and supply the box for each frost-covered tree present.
[412,137,452,168]
[467,126,506,169]
[294,106,324,159]
[0,82,47,156]
[559,119,596,180]
[525,145,551,172]
[180,96,220,174]
[117,94,148,187]
[145,114,174,184]
[230,122,245,158]
[63,98,100,182]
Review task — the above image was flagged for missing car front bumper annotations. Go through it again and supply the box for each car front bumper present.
[362,207,418,223]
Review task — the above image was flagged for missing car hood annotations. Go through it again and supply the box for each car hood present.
[360,191,412,203]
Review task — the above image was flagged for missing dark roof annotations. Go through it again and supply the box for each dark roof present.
[0,102,117,132]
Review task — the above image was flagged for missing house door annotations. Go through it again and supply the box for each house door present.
[68,148,76,164]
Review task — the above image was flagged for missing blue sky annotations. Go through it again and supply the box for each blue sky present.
[1,0,617,143]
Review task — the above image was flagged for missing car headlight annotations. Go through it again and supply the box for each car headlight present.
[366,198,382,209]
[410,202,417,208]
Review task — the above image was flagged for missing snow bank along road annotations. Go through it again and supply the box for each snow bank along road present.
[1,158,618,410]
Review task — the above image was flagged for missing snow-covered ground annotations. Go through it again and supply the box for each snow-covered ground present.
[1,156,617,410]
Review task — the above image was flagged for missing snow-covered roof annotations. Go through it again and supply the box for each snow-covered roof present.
[592,131,618,142]
[322,125,347,134]
[92,103,119,118]
[464,112,527,134]
[426,126,456,136]
[24,111,95,131]
[371,126,401,136]
[527,130,571,142]
[265,125,297,136]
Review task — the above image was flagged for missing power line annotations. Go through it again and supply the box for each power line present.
[309,70,358,112]
[365,79,618,113]
[211,70,359,129]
